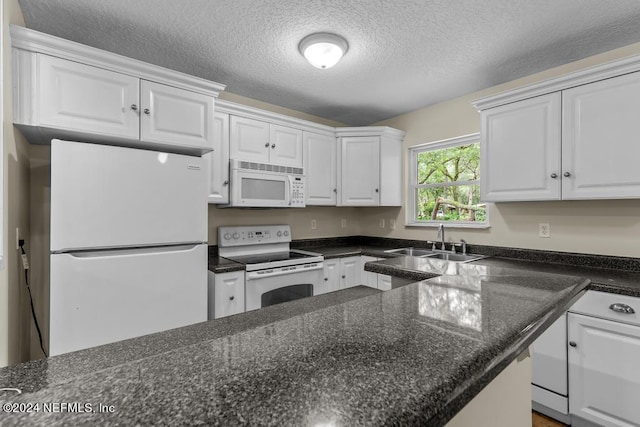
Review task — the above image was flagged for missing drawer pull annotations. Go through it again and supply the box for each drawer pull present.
[229,296,235,301]
[569,341,577,348]
[609,303,635,314]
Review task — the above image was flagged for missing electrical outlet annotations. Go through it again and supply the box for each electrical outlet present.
[311,219,317,230]
[379,218,385,228]
[389,219,396,229]
[539,223,551,238]
[341,218,347,229]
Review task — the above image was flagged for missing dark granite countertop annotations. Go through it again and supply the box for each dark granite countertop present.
[365,254,640,298]
[0,268,587,426]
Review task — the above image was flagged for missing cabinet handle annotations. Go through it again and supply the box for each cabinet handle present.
[324,278,328,281]
[375,188,379,193]
[563,172,571,177]
[265,142,270,148]
[143,108,151,115]
[333,188,337,193]
[229,296,235,301]
[569,341,577,348]
[271,144,276,149]
[550,173,558,179]
[609,303,635,314]
[130,104,138,111]
[341,275,346,279]
[223,180,229,186]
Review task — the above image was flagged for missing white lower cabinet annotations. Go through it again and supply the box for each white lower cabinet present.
[323,257,361,292]
[208,271,245,319]
[360,256,392,290]
[568,311,640,426]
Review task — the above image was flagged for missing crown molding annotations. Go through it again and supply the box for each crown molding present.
[473,52,640,111]
[215,99,337,136]
[10,25,226,97]
[335,126,406,139]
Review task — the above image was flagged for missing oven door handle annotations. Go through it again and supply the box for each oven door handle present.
[246,262,324,280]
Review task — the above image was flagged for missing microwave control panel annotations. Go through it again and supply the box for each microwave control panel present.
[291,176,305,207]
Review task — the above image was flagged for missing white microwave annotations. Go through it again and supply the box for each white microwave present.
[229,159,306,208]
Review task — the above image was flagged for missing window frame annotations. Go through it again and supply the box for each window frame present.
[407,133,490,229]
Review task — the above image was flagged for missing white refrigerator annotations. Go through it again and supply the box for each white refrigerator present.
[49,140,208,356]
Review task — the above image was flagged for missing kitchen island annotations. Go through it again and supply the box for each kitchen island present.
[0,257,588,426]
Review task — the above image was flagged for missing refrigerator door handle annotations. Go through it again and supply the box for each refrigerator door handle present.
[63,244,202,258]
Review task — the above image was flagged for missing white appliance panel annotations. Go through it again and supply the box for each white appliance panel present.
[50,244,207,355]
[51,140,206,251]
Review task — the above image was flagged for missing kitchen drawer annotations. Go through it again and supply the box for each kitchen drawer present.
[569,290,640,326]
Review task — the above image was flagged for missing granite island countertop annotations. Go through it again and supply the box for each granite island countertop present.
[0,264,588,426]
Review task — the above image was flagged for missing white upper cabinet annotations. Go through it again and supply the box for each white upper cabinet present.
[230,116,303,167]
[11,25,224,155]
[37,55,140,140]
[480,93,561,202]
[562,72,640,200]
[339,136,381,206]
[475,54,640,202]
[229,116,270,162]
[270,124,303,166]
[304,131,337,205]
[218,101,404,206]
[205,112,230,204]
[336,127,404,207]
[140,80,214,152]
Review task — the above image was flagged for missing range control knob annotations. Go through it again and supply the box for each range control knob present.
[284,230,289,237]
[277,231,282,237]
[232,232,240,239]
[224,233,232,240]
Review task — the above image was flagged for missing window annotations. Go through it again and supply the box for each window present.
[408,133,488,228]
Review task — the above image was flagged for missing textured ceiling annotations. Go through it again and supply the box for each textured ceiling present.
[17,0,640,125]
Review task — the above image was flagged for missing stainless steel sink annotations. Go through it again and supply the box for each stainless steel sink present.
[384,247,435,256]
[384,247,487,263]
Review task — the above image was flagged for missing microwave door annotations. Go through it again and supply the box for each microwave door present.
[234,170,289,207]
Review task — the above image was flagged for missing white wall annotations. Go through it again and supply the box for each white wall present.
[1,0,30,367]
[365,41,640,258]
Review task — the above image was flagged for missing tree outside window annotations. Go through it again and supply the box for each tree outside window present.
[408,133,488,227]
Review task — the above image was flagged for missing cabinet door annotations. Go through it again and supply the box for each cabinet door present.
[480,93,561,202]
[339,136,380,206]
[378,274,392,291]
[205,112,230,204]
[341,256,361,289]
[140,80,214,153]
[38,54,139,139]
[562,71,640,200]
[270,124,303,166]
[323,258,341,293]
[211,271,245,319]
[360,256,379,289]
[304,132,337,205]
[230,116,270,163]
[568,313,640,426]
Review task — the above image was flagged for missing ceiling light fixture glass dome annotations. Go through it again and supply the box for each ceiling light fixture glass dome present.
[299,33,349,69]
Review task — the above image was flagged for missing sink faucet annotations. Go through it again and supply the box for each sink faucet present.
[436,223,445,251]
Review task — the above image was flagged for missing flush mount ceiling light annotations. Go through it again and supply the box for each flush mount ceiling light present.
[299,33,349,69]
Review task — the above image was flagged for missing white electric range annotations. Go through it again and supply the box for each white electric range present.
[218,225,324,310]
